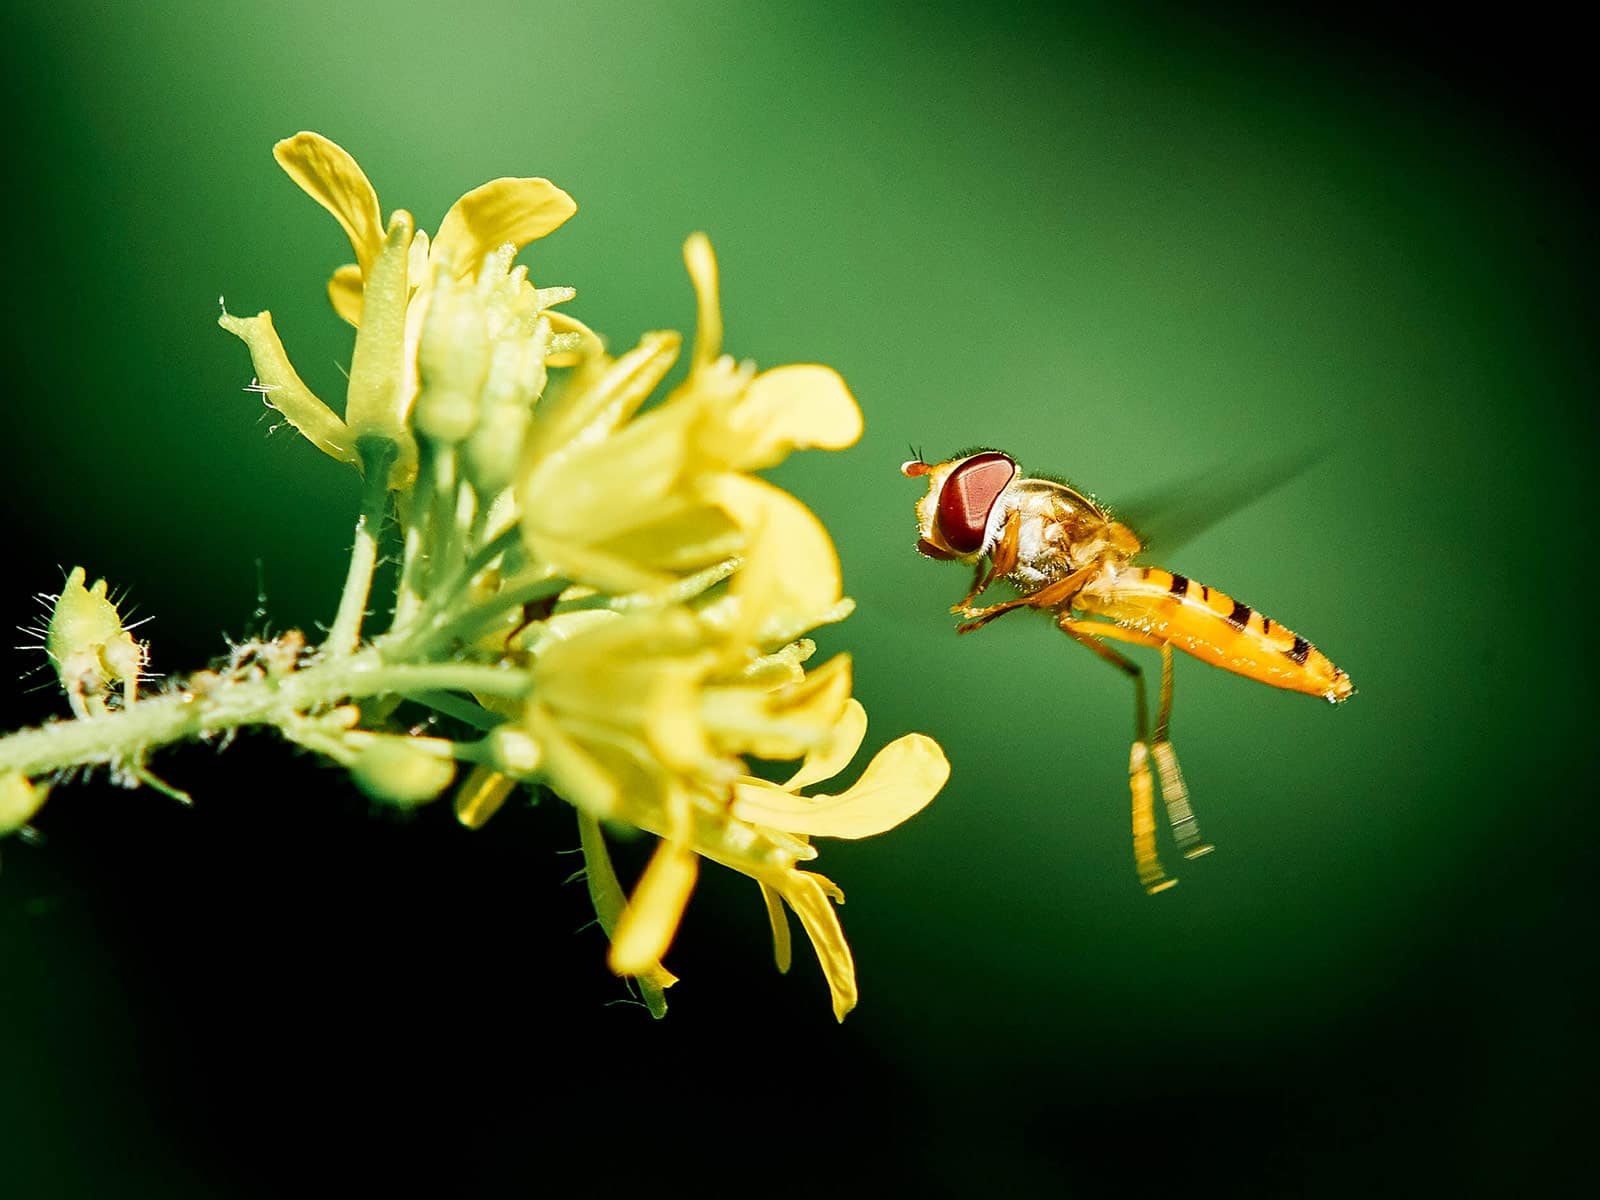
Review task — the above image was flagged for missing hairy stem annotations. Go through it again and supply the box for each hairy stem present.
[0,652,530,781]
[327,440,398,656]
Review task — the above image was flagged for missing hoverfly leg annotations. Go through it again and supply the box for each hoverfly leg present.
[1152,644,1212,860]
[1058,619,1176,895]
[951,559,991,614]
[1128,742,1171,895]
[956,566,1094,633]
[951,511,1022,614]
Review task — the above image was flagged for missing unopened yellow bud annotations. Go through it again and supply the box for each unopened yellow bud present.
[46,567,145,717]
[344,210,418,481]
[416,266,490,446]
[453,764,516,829]
[350,735,456,807]
[490,726,542,775]
[461,311,550,498]
[1,773,47,835]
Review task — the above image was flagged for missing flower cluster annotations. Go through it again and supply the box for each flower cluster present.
[206,132,949,1018]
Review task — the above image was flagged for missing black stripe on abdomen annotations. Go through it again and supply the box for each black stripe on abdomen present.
[1226,599,1250,631]
[1289,636,1310,665]
[1169,572,1189,598]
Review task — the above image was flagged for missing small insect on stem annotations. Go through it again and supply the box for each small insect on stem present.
[505,593,560,650]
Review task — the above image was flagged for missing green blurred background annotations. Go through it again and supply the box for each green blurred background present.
[2,1,1591,1193]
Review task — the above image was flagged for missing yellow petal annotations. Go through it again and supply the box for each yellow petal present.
[593,504,745,574]
[578,814,676,1016]
[523,505,741,601]
[781,871,857,1021]
[644,663,716,776]
[432,177,577,275]
[684,232,722,368]
[328,264,363,325]
[609,838,700,976]
[718,365,863,470]
[759,881,792,974]
[732,732,948,839]
[409,227,431,281]
[782,697,868,791]
[523,331,682,470]
[526,708,618,818]
[768,652,853,727]
[522,382,699,542]
[534,609,706,713]
[273,132,384,275]
[217,309,354,464]
[710,474,843,627]
[698,653,850,762]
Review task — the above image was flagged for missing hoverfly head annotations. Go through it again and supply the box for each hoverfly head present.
[904,449,1017,560]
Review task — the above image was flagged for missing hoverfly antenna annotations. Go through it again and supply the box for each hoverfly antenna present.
[901,443,931,477]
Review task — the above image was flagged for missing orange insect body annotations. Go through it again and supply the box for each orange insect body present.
[1077,566,1352,703]
[903,449,1352,891]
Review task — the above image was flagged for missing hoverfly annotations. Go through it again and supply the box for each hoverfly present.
[902,450,1353,893]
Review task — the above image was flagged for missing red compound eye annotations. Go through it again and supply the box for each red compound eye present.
[936,452,1016,553]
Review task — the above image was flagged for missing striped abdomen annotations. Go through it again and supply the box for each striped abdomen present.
[1078,566,1354,703]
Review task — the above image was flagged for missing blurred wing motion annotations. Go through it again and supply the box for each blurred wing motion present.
[1107,447,1329,558]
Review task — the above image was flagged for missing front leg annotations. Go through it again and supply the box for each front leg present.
[950,510,1021,614]
[955,566,1094,633]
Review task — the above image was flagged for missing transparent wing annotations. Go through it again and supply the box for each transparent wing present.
[1109,447,1329,557]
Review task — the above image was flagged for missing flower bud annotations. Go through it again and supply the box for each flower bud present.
[349,736,456,807]
[452,764,516,830]
[46,567,145,714]
[1,773,47,835]
[415,266,490,446]
[343,210,418,481]
[461,316,549,499]
[490,726,542,775]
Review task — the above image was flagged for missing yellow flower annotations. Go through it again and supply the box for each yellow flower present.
[517,234,862,607]
[601,698,949,1021]
[208,132,953,1020]
[522,607,853,826]
[219,131,585,484]
[512,525,946,1019]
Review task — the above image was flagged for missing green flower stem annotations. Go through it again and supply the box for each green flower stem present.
[424,449,460,595]
[400,689,503,731]
[459,522,524,582]
[405,573,569,658]
[392,445,440,630]
[328,440,398,657]
[397,519,525,643]
[0,652,531,781]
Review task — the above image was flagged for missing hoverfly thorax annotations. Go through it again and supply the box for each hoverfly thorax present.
[901,450,1017,560]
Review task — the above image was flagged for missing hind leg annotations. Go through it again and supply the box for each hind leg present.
[1057,620,1175,894]
[1150,643,1212,860]
[1060,618,1215,890]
